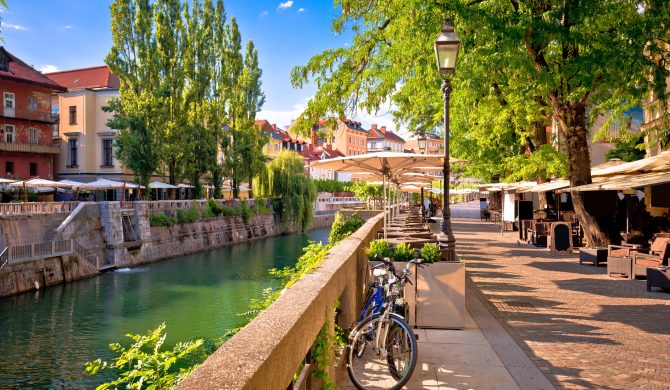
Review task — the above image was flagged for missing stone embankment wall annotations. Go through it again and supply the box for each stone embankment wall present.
[0,253,99,297]
[138,214,277,265]
[1,204,332,298]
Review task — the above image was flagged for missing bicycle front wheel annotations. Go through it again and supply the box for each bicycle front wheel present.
[346,314,417,390]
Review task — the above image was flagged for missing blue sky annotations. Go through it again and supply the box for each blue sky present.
[1,0,402,133]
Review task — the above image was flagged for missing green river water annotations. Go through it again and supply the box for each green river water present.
[0,227,330,389]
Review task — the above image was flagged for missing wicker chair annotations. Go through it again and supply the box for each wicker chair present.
[607,242,646,279]
[632,237,670,279]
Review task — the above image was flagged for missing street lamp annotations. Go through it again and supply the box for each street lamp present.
[434,18,460,261]
[417,133,428,154]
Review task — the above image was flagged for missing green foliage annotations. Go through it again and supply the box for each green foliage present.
[366,240,393,261]
[393,243,415,262]
[606,134,646,163]
[200,207,215,219]
[504,145,567,182]
[240,201,253,223]
[149,213,176,227]
[313,179,350,193]
[254,199,270,215]
[328,211,365,243]
[177,207,199,224]
[207,199,224,216]
[312,313,336,390]
[254,150,317,232]
[420,243,441,263]
[85,323,212,390]
[221,205,241,217]
[347,182,382,202]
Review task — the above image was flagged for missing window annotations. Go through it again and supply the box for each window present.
[3,92,15,116]
[28,128,39,144]
[5,161,14,176]
[4,124,15,143]
[28,96,38,112]
[68,138,78,167]
[69,106,77,125]
[29,163,37,177]
[102,139,114,167]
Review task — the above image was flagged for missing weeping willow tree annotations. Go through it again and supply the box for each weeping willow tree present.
[254,150,316,232]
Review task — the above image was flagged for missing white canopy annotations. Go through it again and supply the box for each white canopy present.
[0,178,16,184]
[177,183,194,188]
[308,152,464,176]
[592,151,670,177]
[9,178,72,188]
[86,178,142,189]
[149,181,178,189]
[57,179,93,189]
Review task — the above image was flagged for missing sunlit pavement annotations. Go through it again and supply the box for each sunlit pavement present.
[454,216,670,389]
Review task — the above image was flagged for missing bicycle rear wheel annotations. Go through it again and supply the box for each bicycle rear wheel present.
[346,314,417,390]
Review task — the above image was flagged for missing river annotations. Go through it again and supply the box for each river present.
[0,227,330,389]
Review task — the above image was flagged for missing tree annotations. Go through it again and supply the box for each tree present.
[106,0,162,196]
[606,134,646,162]
[290,0,670,246]
[254,150,316,232]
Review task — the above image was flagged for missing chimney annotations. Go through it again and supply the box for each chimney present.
[370,124,378,131]
[271,124,276,131]
[380,126,387,134]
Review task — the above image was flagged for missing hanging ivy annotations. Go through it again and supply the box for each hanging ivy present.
[254,150,317,232]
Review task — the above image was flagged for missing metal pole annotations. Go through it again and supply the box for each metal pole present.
[439,77,456,261]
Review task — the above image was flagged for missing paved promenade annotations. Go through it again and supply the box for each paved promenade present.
[455,218,670,389]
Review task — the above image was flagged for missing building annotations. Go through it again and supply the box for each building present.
[641,51,670,157]
[0,47,66,180]
[366,124,405,152]
[302,144,351,181]
[256,119,283,158]
[310,118,368,156]
[46,65,131,182]
[405,133,444,155]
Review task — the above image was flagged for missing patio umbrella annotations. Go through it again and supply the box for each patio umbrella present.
[0,178,16,184]
[58,179,93,201]
[10,178,72,202]
[310,152,465,238]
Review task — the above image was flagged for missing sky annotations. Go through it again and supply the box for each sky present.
[1,0,405,135]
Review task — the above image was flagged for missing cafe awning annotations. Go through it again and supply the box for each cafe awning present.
[519,180,571,193]
[560,172,670,192]
[592,151,670,177]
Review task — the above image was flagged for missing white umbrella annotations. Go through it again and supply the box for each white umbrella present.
[57,179,91,189]
[86,178,142,189]
[9,178,72,188]
[0,178,16,184]
[149,181,178,189]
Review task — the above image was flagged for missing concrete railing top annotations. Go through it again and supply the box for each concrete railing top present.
[178,211,384,390]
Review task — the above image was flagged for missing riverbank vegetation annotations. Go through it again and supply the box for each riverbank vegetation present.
[148,200,271,227]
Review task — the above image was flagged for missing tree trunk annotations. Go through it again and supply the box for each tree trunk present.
[556,101,614,247]
[534,120,549,208]
[248,179,254,199]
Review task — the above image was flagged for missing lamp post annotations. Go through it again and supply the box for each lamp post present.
[434,18,460,261]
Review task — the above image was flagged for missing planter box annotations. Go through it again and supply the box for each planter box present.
[406,261,465,329]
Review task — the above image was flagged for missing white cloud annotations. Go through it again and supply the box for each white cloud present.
[259,10,269,18]
[1,22,29,31]
[278,1,293,10]
[298,7,305,12]
[258,101,307,130]
[64,25,73,29]
[39,65,59,73]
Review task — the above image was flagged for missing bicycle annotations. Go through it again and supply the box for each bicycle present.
[345,259,420,390]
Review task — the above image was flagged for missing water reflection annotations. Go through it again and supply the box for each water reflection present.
[0,228,329,388]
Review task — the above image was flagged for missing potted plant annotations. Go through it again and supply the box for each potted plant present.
[365,239,393,260]
[419,243,440,263]
[393,242,415,262]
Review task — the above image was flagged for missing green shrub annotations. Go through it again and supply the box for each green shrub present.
[420,242,441,263]
[149,213,176,227]
[255,199,270,215]
[240,201,253,222]
[328,211,365,243]
[221,205,240,217]
[201,207,215,219]
[207,199,224,216]
[393,242,415,262]
[366,240,393,260]
[177,207,199,224]
[85,323,213,389]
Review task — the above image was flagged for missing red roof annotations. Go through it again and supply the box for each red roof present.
[46,65,120,90]
[302,145,345,162]
[368,127,405,143]
[0,47,66,91]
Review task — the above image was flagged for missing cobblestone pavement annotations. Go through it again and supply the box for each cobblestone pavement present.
[453,219,670,390]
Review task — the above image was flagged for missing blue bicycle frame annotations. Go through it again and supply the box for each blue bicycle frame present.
[358,281,386,322]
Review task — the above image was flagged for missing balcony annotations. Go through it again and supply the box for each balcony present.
[1,108,58,123]
[0,142,60,154]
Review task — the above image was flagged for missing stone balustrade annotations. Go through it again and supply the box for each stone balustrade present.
[177,211,384,390]
[0,201,78,216]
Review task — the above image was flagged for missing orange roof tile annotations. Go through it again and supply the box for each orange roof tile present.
[46,65,120,90]
[0,47,66,91]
